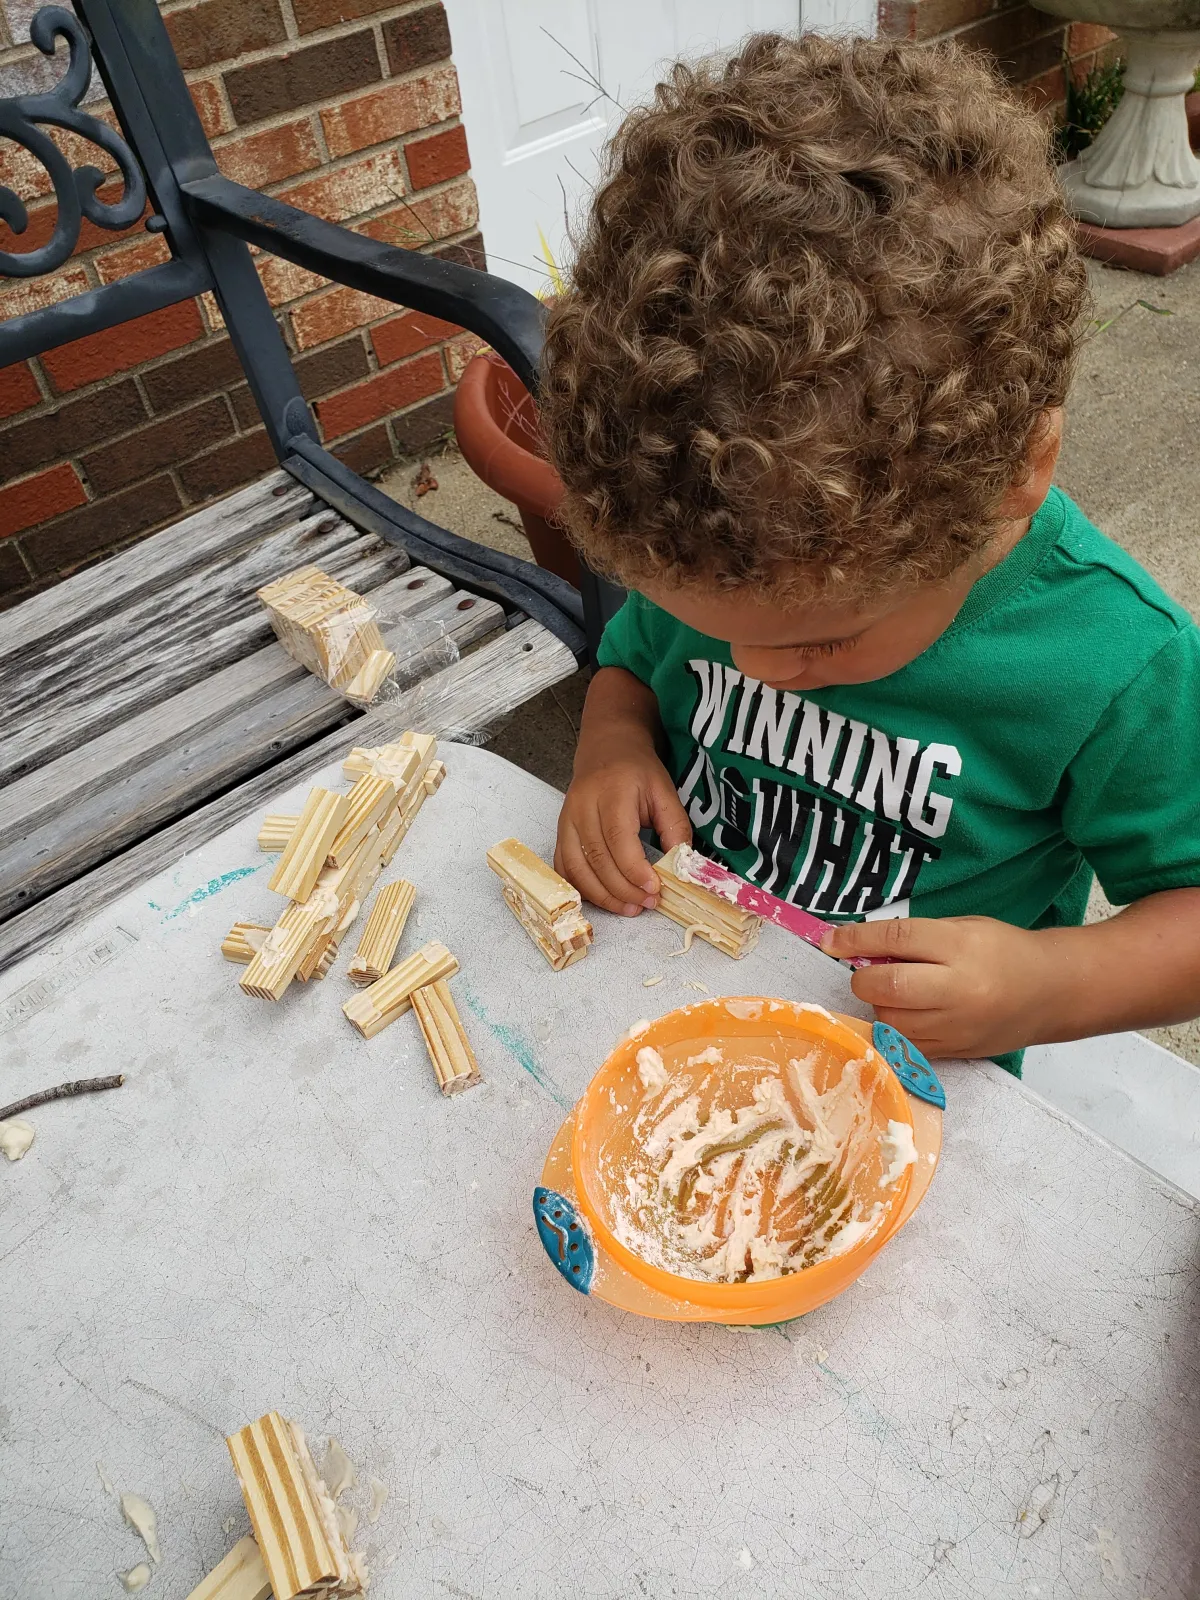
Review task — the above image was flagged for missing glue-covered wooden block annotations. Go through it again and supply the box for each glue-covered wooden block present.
[348,879,416,986]
[343,940,459,1038]
[654,844,761,958]
[225,1413,366,1599]
[325,774,397,867]
[412,979,480,1095]
[487,837,592,970]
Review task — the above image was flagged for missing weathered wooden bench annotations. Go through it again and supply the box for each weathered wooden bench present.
[0,0,622,972]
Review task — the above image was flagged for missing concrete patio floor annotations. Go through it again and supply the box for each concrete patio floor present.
[380,255,1200,1064]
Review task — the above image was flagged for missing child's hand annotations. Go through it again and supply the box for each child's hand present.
[820,915,1049,1059]
[556,743,692,917]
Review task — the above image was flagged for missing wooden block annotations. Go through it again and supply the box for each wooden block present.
[654,844,761,958]
[268,788,351,903]
[240,894,339,1000]
[257,813,298,853]
[226,1412,366,1600]
[294,829,379,981]
[184,1535,271,1600]
[412,979,480,1095]
[343,940,459,1039]
[348,879,415,986]
[423,758,446,796]
[343,647,395,705]
[313,599,386,692]
[486,837,593,971]
[342,733,434,782]
[375,800,410,867]
[221,922,270,964]
[259,565,389,694]
[326,774,397,868]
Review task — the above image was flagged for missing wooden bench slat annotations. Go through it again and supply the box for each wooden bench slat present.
[0,519,455,788]
[0,472,314,664]
[0,576,509,922]
[0,512,396,786]
[0,619,578,972]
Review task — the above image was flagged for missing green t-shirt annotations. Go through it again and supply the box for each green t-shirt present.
[598,488,1200,1067]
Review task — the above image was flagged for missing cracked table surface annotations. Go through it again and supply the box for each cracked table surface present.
[1,744,1198,1599]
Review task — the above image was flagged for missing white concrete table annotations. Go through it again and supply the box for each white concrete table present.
[2,746,1198,1599]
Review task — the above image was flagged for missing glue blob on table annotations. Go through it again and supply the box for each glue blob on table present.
[1,746,1197,1598]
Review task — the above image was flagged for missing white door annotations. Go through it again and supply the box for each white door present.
[447,0,873,296]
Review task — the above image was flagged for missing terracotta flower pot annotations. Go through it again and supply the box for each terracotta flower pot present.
[453,349,581,588]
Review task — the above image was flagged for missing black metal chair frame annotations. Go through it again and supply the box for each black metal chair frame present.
[0,0,626,664]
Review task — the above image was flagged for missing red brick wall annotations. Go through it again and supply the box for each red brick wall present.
[0,0,483,606]
[877,1,1119,113]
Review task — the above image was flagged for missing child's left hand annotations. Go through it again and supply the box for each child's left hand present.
[819,915,1050,1059]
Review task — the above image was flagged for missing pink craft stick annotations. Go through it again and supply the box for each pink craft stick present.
[678,849,884,969]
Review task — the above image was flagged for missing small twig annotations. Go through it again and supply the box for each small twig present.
[541,27,627,113]
[0,1074,125,1122]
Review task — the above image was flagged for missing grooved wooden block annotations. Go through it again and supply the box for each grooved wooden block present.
[327,773,397,867]
[348,878,415,985]
[342,733,433,782]
[268,787,351,902]
[343,940,458,1038]
[240,897,339,1001]
[184,1534,271,1600]
[257,566,387,692]
[221,922,270,964]
[343,646,395,705]
[654,845,761,959]
[423,758,446,795]
[375,798,411,867]
[294,827,380,982]
[412,979,480,1095]
[487,838,592,971]
[225,1412,365,1599]
[257,812,299,853]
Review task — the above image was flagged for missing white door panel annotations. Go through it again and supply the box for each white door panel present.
[802,0,879,35]
[445,0,813,294]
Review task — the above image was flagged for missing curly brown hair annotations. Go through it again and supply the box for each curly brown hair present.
[540,32,1087,603]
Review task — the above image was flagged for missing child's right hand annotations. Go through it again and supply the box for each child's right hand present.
[555,738,692,916]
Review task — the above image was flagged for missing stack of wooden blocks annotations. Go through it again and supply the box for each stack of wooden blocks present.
[257,566,395,705]
[222,732,479,1095]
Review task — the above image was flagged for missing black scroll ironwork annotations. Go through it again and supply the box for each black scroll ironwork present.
[0,6,147,278]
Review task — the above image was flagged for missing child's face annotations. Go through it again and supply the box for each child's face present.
[641,569,978,691]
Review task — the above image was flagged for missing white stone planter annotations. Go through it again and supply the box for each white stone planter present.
[1036,2,1200,227]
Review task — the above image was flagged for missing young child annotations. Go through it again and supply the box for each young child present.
[539,32,1200,1070]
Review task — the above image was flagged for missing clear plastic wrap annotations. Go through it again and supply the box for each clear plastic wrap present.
[258,566,458,709]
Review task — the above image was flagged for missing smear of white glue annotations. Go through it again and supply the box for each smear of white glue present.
[120,1564,151,1592]
[323,1438,356,1501]
[120,1493,161,1565]
[0,1119,35,1161]
[878,1120,918,1187]
[724,998,762,1021]
[367,1477,389,1524]
[637,1046,669,1094]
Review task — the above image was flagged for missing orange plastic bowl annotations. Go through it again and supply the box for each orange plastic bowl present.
[569,999,922,1323]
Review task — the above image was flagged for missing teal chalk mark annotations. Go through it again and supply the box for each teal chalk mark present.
[817,1360,890,1441]
[158,866,262,921]
[461,989,571,1108]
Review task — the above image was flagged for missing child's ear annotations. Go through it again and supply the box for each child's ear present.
[995,408,1063,521]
